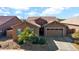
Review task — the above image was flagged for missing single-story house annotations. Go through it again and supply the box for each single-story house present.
[26,16,68,37]
[27,17,68,37]
[0,16,22,37]
[61,16,79,33]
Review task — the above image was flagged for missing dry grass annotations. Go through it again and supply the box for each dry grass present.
[72,43,79,50]
[0,40,20,49]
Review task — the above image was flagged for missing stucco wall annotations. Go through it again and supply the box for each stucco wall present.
[11,22,26,40]
[11,22,39,40]
[25,22,39,36]
[44,21,68,36]
[67,24,79,32]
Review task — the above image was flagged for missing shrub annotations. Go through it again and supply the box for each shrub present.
[72,31,79,43]
[29,34,39,44]
[72,31,79,39]
[17,27,46,45]
[39,37,46,44]
[18,39,23,45]
[31,36,46,45]
[17,27,33,45]
[32,38,39,44]
[28,31,38,42]
[17,39,26,45]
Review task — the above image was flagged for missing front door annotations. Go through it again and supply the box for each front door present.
[39,27,44,36]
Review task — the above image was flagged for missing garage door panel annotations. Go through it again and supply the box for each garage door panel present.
[46,28,63,37]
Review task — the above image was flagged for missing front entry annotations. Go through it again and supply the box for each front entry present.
[39,27,44,36]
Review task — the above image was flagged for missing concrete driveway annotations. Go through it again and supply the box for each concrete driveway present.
[47,37,78,51]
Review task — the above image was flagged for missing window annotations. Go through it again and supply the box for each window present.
[69,29,75,34]
[16,28,22,35]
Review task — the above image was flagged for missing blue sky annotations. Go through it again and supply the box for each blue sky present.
[0,7,79,19]
[0,0,79,20]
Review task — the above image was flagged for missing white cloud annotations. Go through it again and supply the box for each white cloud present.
[0,9,3,13]
[73,13,79,17]
[17,15,24,19]
[0,0,79,8]
[0,9,10,14]
[15,11,22,14]
[4,12,10,14]
[0,0,30,9]
[41,7,65,16]
[3,14,8,16]
[27,11,38,16]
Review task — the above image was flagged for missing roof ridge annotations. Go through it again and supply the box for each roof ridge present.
[0,16,17,26]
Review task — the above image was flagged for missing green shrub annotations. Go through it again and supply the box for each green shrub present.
[17,39,24,45]
[31,36,46,45]
[29,35,39,44]
[72,31,79,39]
[39,37,46,44]
[32,38,39,44]
[17,27,46,45]
[17,27,33,45]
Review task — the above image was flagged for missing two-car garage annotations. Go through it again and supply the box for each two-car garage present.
[45,27,64,37]
[44,21,67,37]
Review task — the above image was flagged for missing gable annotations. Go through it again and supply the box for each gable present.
[34,17,48,26]
[45,21,67,27]
[26,16,59,27]
[25,22,38,28]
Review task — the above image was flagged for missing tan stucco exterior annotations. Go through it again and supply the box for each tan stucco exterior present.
[25,21,68,37]
[10,22,26,40]
[65,24,79,32]
[61,16,79,33]
[11,21,39,40]
[44,21,68,37]
[9,17,68,40]
[25,22,39,36]
[12,21,68,40]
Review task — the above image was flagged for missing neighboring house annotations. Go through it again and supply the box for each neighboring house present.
[61,16,79,33]
[11,21,26,40]
[12,16,68,40]
[11,20,39,40]
[0,16,22,37]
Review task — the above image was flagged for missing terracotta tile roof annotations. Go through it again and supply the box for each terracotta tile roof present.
[61,16,79,25]
[26,16,59,27]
